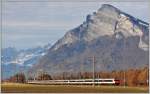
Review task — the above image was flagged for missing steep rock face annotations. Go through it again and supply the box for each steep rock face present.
[30,4,149,75]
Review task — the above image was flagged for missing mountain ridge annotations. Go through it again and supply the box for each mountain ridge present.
[50,4,148,52]
[29,4,149,76]
[1,43,51,79]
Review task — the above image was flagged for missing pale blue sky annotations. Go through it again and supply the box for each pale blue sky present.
[2,1,149,49]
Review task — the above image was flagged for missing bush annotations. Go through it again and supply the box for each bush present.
[37,73,52,80]
[9,73,26,83]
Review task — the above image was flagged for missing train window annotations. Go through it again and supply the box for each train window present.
[95,80,99,82]
[77,81,83,82]
[85,80,93,82]
[70,81,75,82]
[100,80,113,82]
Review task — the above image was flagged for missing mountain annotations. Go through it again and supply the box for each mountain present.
[30,4,149,76]
[1,47,18,63]
[1,43,51,79]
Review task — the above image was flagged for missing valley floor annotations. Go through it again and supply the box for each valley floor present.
[1,83,149,93]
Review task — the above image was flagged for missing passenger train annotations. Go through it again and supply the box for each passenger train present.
[28,78,120,85]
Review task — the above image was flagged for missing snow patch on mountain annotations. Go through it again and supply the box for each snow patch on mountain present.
[1,43,51,79]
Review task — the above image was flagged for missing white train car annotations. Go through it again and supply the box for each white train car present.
[27,78,120,85]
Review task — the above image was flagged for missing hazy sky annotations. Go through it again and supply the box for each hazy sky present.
[2,1,149,50]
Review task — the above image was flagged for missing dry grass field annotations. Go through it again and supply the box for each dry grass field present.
[1,83,149,93]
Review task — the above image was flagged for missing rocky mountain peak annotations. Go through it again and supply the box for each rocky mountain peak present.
[51,4,148,51]
[30,4,149,76]
[98,4,120,17]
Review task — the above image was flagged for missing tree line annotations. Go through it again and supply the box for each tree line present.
[53,67,149,86]
[4,67,148,86]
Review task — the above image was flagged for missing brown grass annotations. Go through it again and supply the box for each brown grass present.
[1,83,149,93]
